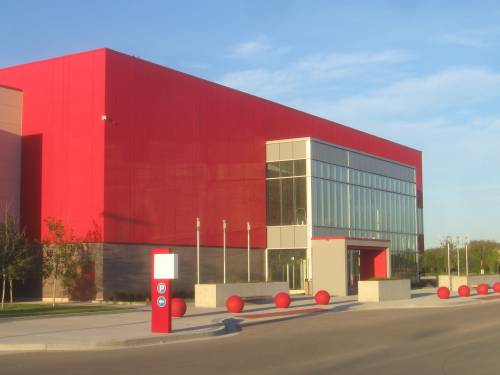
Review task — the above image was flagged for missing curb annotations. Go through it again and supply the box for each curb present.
[0,319,240,352]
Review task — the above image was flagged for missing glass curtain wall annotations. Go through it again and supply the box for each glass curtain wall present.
[312,159,418,277]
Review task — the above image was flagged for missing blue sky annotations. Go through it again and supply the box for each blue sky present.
[2,1,500,247]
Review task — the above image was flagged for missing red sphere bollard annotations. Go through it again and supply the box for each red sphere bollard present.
[476,283,489,295]
[437,286,450,299]
[274,292,291,308]
[171,298,187,317]
[457,285,471,297]
[493,282,500,293]
[226,295,244,313]
[314,290,331,305]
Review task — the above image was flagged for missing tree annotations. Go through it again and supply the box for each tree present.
[6,241,36,304]
[42,217,86,308]
[421,240,500,275]
[0,215,32,309]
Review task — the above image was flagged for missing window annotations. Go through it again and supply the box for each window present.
[295,177,307,225]
[266,162,280,178]
[266,179,281,226]
[293,159,306,176]
[266,159,308,226]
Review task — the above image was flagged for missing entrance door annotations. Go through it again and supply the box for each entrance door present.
[347,249,360,295]
[268,249,307,290]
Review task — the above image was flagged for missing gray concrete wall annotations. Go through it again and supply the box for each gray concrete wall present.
[102,243,266,299]
[311,239,347,296]
[0,86,22,222]
[438,274,500,292]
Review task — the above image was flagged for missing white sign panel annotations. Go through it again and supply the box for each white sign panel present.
[153,254,179,279]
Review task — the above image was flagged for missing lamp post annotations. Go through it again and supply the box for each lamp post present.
[196,217,200,284]
[446,236,451,291]
[456,236,460,277]
[247,222,251,283]
[465,235,469,276]
[223,219,227,284]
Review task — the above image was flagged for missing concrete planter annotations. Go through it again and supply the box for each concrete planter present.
[358,279,411,302]
[438,275,500,292]
[195,282,289,308]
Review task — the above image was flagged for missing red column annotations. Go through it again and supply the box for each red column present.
[360,251,375,280]
[151,248,173,333]
[374,249,388,278]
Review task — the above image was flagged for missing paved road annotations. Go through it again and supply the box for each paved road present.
[1,302,499,375]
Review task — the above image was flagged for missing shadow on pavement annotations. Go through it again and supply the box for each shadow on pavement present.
[411,292,435,299]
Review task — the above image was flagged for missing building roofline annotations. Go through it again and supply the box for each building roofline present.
[0,84,23,92]
[1,48,422,155]
[0,48,107,72]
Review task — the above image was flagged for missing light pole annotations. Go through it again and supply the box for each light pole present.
[465,235,469,276]
[446,236,452,291]
[247,222,251,283]
[223,219,227,284]
[456,236,460,277]
[196,217,200,284]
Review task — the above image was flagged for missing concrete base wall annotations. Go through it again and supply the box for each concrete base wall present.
[358,279,411,302]
[39,243,266,301]
[311,238,391,297]
[102,243,266,300]
[438,275,500,292]
[195,282,289,308]
[311,239,347,296]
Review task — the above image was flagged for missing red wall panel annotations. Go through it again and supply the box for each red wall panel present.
[0,50,106,240]
[1,49,422,248]
[104,49,422,249]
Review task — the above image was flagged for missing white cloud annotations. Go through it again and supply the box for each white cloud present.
[317,68,500,124]
[437,29,500,48]
[439,32,490,48]
[218,68,295,98]
[219,49,411,96]
[229,35,272,58]
[296,50,411,80]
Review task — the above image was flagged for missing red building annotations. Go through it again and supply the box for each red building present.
[0,49,423,300]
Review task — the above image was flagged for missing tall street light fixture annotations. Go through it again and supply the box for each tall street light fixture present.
[446,236,452,291]
[223,219,227,284]
[196,217,200,284]
[465,235,470,276]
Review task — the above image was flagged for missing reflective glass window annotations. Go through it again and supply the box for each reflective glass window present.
[280,161,293,177]
[295,177,307,225]
[266,162,280,178]
[281,178,294,225]
[294,159,306,176]
[266,179,281,225]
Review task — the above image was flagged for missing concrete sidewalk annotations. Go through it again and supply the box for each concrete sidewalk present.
[0,288,498,352]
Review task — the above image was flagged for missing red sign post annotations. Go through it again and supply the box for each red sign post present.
[151,248,178,333]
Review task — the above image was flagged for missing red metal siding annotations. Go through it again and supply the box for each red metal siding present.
[104,49,422,249]
[0,49,422,248]
[0,50,106,240]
